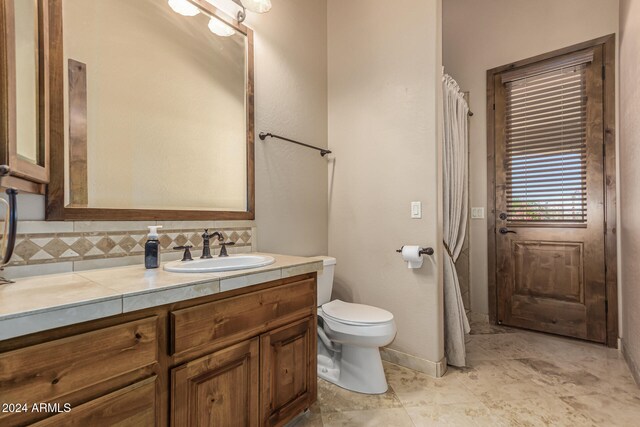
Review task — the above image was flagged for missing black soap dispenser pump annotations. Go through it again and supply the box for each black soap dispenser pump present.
[145,225,163,269]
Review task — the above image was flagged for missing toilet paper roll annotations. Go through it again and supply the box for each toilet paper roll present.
[401,245,424,269]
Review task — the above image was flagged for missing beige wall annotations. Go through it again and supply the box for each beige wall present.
[12,0,328,261]
[443,0,619,314]
[620,0,640,383]
[327,0,444,366]
[249,0,328,257]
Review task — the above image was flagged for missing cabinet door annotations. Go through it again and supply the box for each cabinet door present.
[32,376,158,427]
[261,317,316,427]
[171,338,259,427]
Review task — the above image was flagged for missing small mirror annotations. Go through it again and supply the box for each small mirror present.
[14,0,41,166]
[0,0,48,193]
[46,0,254,220]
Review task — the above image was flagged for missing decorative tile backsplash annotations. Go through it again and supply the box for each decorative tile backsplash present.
[2,221,256,279]
[11,227,252,267]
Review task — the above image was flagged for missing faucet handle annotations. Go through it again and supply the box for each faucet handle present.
[218,241,235,257]
[174,245,193,262]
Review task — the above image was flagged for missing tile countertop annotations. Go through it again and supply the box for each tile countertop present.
[0,253,323,341]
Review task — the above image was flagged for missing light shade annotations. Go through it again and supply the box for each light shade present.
[208,17,236,37]
[168,0,200,16]
[241,0,272,14]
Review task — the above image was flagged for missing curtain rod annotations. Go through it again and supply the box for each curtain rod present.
[259,132,332,157]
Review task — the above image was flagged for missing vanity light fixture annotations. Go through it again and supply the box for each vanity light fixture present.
[241,0,272,14]
[234,0,272,23]
[168,0,236,37]
[168,0,200,16]
[208,17,236,37]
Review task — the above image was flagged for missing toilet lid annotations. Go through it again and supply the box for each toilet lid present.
[321,300,394,325]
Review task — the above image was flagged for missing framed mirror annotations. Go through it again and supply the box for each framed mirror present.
[0,0,50,194]
[45,0,255,220]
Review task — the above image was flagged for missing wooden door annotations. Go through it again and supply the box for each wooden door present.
[494,46,607,342]
[261,317,316,427]
[171,338,259,427]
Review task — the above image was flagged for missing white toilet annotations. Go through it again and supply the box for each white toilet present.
[316,256,397,394]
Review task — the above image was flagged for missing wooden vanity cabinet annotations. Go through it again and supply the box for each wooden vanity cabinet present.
[169,276,317,427]
[0,273,317,427]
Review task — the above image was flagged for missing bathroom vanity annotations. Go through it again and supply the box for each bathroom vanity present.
[0,0,321,424]
[0,254,321,426]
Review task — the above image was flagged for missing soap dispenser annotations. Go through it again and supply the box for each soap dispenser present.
[145,226,163,269]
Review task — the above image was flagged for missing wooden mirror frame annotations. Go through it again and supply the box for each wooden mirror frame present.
[45,0,255,221]
[0,0,50,194]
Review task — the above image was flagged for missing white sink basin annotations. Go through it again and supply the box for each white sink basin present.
[164,254,276,273]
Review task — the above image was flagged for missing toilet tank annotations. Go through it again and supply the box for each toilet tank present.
[316,256,336,306]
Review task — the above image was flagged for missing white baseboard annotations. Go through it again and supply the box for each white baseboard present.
[380,347,447,378]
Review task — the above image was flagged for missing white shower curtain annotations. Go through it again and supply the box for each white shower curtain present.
[442,72,471,367]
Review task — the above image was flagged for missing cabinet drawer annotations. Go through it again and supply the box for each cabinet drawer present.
[171,278,315,356]
[32,376,158,427]
[0,317,158,424]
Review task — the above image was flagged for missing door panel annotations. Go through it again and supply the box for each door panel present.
[494,46,607,343]
[261,317,316,427]
[171,338,259,427]
[512,241,584,303]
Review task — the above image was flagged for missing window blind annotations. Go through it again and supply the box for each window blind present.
[505,60,589,223]
[501,49,593,83]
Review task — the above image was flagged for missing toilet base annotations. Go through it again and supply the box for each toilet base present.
[317,342,388,394]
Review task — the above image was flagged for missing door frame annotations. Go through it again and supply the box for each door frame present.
[486,34,617,347]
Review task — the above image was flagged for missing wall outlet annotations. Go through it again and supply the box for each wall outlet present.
[411,201,422,219]
[471,207,485,219]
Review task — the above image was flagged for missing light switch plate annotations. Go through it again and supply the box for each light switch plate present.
[471,207,485,219]
[411,201,422,219]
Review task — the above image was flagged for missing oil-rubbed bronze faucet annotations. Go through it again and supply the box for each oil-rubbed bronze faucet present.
[201,229,223,259]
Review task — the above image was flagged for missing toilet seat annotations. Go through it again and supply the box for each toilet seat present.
[321,300,394,326]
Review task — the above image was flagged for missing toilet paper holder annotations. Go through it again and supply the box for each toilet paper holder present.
[395,246,434,256]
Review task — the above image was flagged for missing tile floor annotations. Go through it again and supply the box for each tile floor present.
[291,316,640,426]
